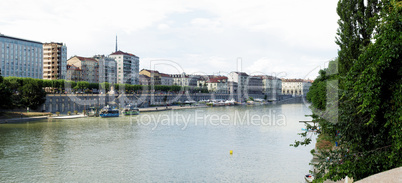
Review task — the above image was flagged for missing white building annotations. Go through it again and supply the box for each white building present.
[228,71,249,94]
[281,79,312,96]
[170,73,189,86]
[93,55,117,84]
[109,51,139,85]
[0,34,43,79]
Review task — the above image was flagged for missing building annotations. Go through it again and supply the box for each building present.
[255,75,282,100]
[170,73,190,86]
[205,76,228,94]
[139,69,161,85]
[93,55,117,84]
[248,76,263,94]
[228,72,249,96]
[281,79,312,96]
[0,34,43,79]
[66,56,99,83]
[139,74,150,85]
[66,64,81,82]
[42,42,67,80]
[227,81,238,94]
[109,51,139,85]
[160,73,173,86]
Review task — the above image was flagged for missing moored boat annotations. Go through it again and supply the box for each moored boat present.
[122,104,140,115]
[305,174,314,182]
[99,105,119,117]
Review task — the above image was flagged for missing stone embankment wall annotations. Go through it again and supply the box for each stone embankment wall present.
[40,93,292,113]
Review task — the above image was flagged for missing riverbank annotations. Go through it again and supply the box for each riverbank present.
[140,104,208,112]
[0,111,52,124]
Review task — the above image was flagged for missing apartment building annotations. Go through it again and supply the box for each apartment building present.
[93,55,117,84]
[109,51,139,85]
[43,42,67,80]
[66,56,99,83]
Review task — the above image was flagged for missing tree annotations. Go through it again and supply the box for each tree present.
[336,0,380,76]
[75,81,90,91]
[20,79,46,110]
[0,72,13,109]
[294,1,401,182]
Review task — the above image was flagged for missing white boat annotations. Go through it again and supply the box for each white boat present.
[50,114,87,119]
[305,174,314,182]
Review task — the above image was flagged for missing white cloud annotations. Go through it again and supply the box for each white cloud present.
[0,0,340,79]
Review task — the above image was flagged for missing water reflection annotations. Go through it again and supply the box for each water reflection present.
[0,103,315,182]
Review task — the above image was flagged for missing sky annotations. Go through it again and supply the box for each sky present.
[0,0,340,79]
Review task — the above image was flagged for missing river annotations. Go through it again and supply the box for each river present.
[0,102,315,182]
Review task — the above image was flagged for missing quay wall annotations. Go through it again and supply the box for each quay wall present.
[39,93,293,113]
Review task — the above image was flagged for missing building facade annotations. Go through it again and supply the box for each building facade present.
[160,73,173,86]
[93,55,117,84]
[66,64,81,82]
[139,69,161,85]
[66,56,99,83]
[205,76,228,94]
[0,34,43,79]
[281,79,312,96]
[170,73,190,86]
[228,72,249,96]
[257,75,282,100]
[43,42,67,80]
[109,51,139,85]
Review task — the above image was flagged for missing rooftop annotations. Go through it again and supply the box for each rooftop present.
[110,50,138,57]
[0,34,42,45]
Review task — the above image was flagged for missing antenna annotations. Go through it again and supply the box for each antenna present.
[115,35,118,52]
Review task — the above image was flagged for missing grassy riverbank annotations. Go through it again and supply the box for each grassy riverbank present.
[0,111,52,119]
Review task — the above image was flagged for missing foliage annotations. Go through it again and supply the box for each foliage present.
[335,0,380,75]
[294,1,402,182]
[19,78,46,110]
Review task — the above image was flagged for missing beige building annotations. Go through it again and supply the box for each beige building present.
[66,56,98,83]
[281,79,312,96]
[43,42,67,80]
[66,64,81,82]
[139,69,161,85]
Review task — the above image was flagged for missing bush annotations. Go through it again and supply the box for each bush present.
[67,111,71,115]
[74,110,78,115]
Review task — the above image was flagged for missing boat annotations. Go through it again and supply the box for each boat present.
[305,174,314,182]
[122,104,140,115]
[99,105,120,117]
[50,114,87,119]
[88,107,100,117]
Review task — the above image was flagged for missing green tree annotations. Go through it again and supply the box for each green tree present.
[75,81,89,91]
[294,1,401,182]
[20,79,46,110]
[336,0,380,76]
[0,73,13,109]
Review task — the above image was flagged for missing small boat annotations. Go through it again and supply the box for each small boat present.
[122,104,140,115]
[99,105,120,117]
[50,114,87,119]
[88,107,100,117]
[305,174,314,183]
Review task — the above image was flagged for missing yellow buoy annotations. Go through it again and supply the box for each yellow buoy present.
[230,150,233,155]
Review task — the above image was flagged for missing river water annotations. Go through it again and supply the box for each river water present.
[0,102,315,182]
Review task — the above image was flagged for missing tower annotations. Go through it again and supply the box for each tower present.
[115,35,118,52]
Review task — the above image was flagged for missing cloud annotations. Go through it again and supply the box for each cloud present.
[0,0,340,79]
